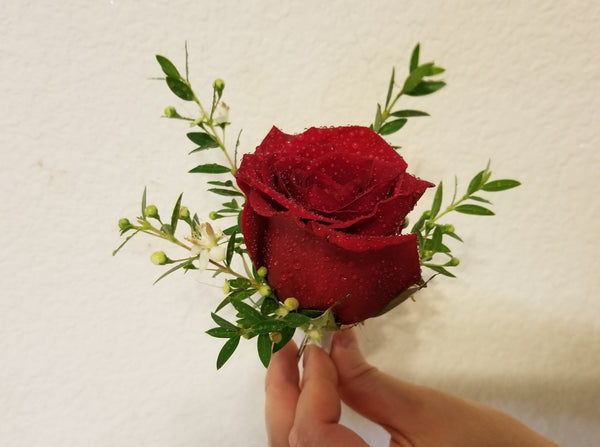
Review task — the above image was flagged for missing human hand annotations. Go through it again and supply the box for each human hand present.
[265,329,559,447]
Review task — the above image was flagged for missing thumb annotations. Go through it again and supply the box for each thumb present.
[330,329,422,432]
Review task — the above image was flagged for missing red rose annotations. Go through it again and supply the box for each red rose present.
[235,126,432,324]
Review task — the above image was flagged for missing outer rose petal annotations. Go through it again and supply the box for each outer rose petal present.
[250,213,421,324]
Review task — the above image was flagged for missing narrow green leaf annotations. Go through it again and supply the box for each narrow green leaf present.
[156,55,182,79]
[207,180,235,188]
[211,312,238,330]
[424,264,456,278]
[454,204,495,216]
[225,230,237,266]
[482,179,521,192]
[431,182,443,218]
[378,118,408,135]
[469,196,492,204]
[385,67,395,108]
[207,188,245,197]
[467,170,485,195]
[257,334,272,368]
[170,193,183,235]
[153,260,193,284]
[446,231,463,242]
[206,327,239,338]
[166,76,194,101]
[214,296,230,313]
[216,336,240,369]
[187,132,218,149]
[430,226,443,252]
[141,187,147,218]
[410,43,420,72]
[390,109,430,118]
[189,163,231,174]
[405,80,446,96]
[373,104,383,132]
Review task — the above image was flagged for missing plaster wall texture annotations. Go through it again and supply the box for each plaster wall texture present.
[1,1,599,446]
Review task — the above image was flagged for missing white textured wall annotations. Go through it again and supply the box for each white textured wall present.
[2,1,599,445]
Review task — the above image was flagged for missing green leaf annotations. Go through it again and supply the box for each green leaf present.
[283,312,311,328]
[257,334,272,368]
[261,297,280,315]
[156,55,182,79]
[410,43,420,72]
[430,226,443,252]
[431,182,443,218]
[424,264,456,278]
[390,109,430,118]
[153,260,194,284]
[170,193,183,235]
[211,312,239,330]
[231,300,263,322]
[405,80,446,96]
[166,76,194,101]
[187,132,219,151]
[469,195,492,204]
[467,170,485,195]
[251,319,287,334]
[454,204,495,216]
[385,67,395,108]
[378,118,408,135]
[216,336,240,369]
[403,63,434,93]
[373,103,383,132]
[446,231,463,242]
[206,327,239,338]
[189,163,231,174]
[482,179,521,192]
[208,180,235,188]
[208,188,245,197]
[225,230,237,266]
[228,288,257,302]
[141,187,147,218]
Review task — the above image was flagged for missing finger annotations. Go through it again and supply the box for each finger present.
[330,329,424,432]
[290,345,369,446]
[265,340,300,447]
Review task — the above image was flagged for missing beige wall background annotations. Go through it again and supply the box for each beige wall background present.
[1,1,599,445]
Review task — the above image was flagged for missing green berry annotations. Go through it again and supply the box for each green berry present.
[178,206,190,219]
[164,106,178,118]
[259,285,272,297]
[269,332,282,344]
[118,218,131,231]
[446,257,460,267]
[257,266,268,278]
[213,78,225,92]
[144,205,159,218]
[150,251,168,265]
[283,297,299,311]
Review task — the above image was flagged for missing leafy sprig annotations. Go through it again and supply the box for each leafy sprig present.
[412,162,521,278]
[372,43,446,142]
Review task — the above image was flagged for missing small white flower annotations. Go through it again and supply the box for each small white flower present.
[212,101,230,125]
[188,222,226,270]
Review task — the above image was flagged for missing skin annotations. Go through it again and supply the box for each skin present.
[265,329,559,447]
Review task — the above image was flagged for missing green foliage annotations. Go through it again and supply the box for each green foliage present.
[411,162,520,277]
[371,43,445,138]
